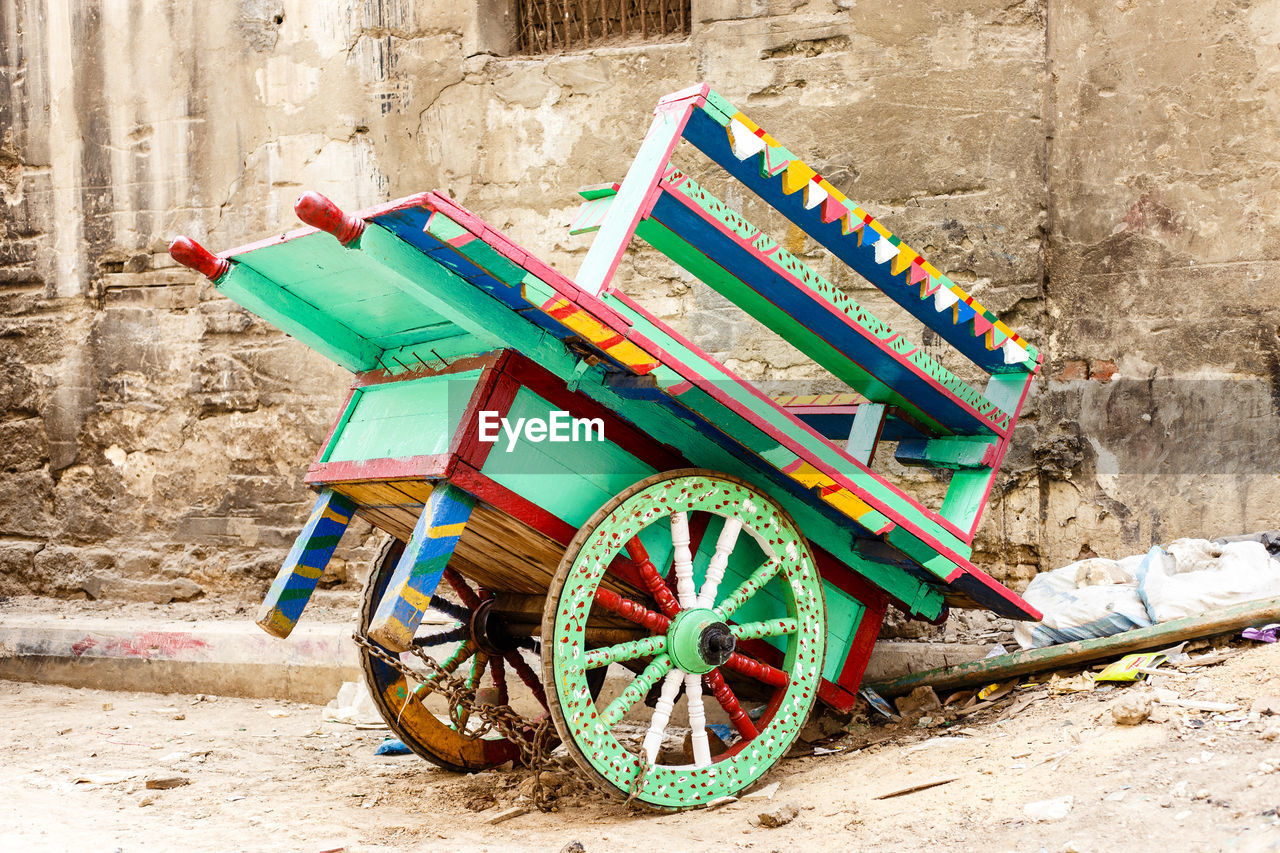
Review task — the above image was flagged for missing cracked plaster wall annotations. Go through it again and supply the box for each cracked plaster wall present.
[0,0,1276,607]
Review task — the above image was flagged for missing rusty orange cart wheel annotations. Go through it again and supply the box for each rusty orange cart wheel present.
[359,539,532,772]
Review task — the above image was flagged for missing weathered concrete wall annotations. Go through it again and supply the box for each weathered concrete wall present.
[0,0,1274,606]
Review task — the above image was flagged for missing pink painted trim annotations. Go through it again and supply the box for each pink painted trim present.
[962,369,1038,539]
[942,561,1043,619]
[218,192,437,260]
[579,99,697,298]
[656,82,711,109]
[306,454,451,485]
[655,183,1010,439]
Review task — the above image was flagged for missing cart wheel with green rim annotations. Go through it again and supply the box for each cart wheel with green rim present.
[541,469,826,810]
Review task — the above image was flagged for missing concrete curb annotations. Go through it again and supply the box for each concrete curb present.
[0,614,996,706]
[0,616,361,704]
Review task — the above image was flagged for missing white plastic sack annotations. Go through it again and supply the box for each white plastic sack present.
[1138,539,1280,623]
[1013,555,1154,649]
[322,680,381,726]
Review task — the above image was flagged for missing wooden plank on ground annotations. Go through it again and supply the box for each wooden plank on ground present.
[867,595,1280,697]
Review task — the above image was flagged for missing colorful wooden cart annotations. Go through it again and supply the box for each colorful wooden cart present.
[170,83,1042,811]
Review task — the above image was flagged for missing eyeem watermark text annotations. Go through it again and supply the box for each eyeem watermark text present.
[478,410,605,452]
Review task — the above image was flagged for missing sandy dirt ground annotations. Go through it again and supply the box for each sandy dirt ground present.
[3,640,1280,853]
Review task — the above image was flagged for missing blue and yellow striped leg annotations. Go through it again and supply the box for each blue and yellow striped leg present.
[368,482,477,652]
[256,489,358,639]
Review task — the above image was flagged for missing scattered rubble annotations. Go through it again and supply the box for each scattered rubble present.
[1111,694,1153,725]
[757,804,799,828]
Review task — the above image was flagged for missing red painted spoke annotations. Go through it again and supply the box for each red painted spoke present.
[593,587,670,634]
[503,650,548,710]
[723,651,789,688]
[443,567,482,610]
[489,654,509,707]
[625,538,681,617]
[703,669,758,740]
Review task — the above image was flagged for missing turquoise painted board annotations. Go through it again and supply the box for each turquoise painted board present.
[234,232,465,350]
[323,371,481,463]
[481,387,656,529]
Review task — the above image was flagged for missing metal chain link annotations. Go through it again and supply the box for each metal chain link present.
[353,631,594,812]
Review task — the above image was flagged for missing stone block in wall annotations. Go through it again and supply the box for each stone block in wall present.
[28,545,118,597]
[0,417,50,473]
[81,574,203,604]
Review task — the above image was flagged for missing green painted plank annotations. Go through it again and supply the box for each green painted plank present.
[234,232,457,348]
[214,263,381,372]
[822,584,864,681]
[324,371,479,463]
[605,295,970,562]
[482,387,656,529]
[354,223,575,375]
[939,468,997,532]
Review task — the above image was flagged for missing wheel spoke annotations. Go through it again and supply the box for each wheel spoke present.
[434,638,477,676]
[703,670,758,740]
[503,649,548,710]
[625,538,680,617]
[488,654,510,707]
[729,618,798,641]
[696,518,742,609]
[713,558,782,621]
[456,651,488,730]
[642,669,685,763]
[722,651,789,688]
[442,567,482,609]
[593,587,670,633]
[669,511,697,608]
[600,654,673,728]
[684,673,712,767]
[411,623,468,648]
[585,635,667,670]
[428,597,470,621]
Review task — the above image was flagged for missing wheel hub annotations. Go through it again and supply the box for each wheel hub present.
[468,598,520,656]
[667,608,736,674]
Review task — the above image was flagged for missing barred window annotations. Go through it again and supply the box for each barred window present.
[516,0,691,54]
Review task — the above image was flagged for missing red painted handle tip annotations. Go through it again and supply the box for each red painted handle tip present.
[168,236,230,281]
[295,191,365,245]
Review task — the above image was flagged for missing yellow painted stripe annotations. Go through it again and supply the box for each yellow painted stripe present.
[399,585,435,613]
[427,521,468,539]
[781,161,816,196]
[820,486,875,522]
[289,564,326,580]
[891,246,918,276]
[320,505,352,524]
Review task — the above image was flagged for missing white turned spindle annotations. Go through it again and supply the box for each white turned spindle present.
[684,673,712,768]
[669,511,697,609]
[697,518,742,609]
[643,669,685,764]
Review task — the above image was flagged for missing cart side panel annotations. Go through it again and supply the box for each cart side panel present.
[479,386,658,530]
[320,370,482,464]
